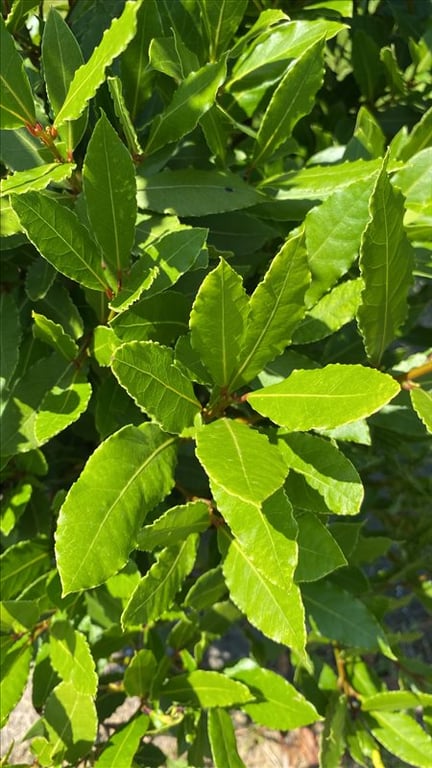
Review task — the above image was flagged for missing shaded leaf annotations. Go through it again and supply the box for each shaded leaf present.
[0,15,35,128]
[293,279,362,344]
[0,635,32,727]
[295,511,347,582]
[43,681,97,764]
[123,650,157,697]
[137,500,210,551]
[410,387,432,433]
[50,621,97,696]
[161,670,252,708]
[32,313,78,361]
[0,292,21,390]
[208,708,246,768]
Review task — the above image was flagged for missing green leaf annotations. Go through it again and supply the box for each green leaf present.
[278,433,364,516]
[149,35,199,81]
[112,341,201,434]
[208,708,246,768]
[42,8,87,151]
[123,650,157,697]
[398,106,432,162]
[253,39,325,166]
[357,154,414,365]
[94,715,149,768]
[32,313,78,361]
[261,158,384,201]
[134,227,208,300]
[198,0,248,60]
[190,258,249,388]
[302,581,391,653]
[5,0,40,34]
[320,693,347,768]
[43,681,97,764]
[362,691,432,712]
[211,485,297,591]
[33,281,84,339]
[0,292,21,392]
[295,511,347,582]
[25,260,56,301]
[121,535,198,627]
[0,635,32,726]
[0,481,32,535]
[196,419,288,505]
[220,528,306,657]
[11,192,114,292]
[83,112,136,274]
[229,230,310,389]
[119,0,163,120]
[161,670,252,708]
[90,326,120,367]
[144,57,227,155]
[55,423,177,594]
[247,364,400,431]
[111,291,190,345]
[410,387,432,433]
[305,178,374,306]
[137,169,263,217]
[1,599,40,632]
[50,621,97,696]
[0,15,35,128]
[0,163,76,197]
[107,76,143,156]
[0,538,51,600]
[370,711,432,768]
[137,500,209,551]
[228,659,321,729]
[293,279,363,344]
[54,0,144,127]
[184,567,227,611]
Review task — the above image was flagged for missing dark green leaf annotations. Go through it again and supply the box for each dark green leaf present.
[0,15,35,128]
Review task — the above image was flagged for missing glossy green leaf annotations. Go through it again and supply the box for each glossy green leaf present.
[320,692,347,768]
[228,659,321,729]
[261,158,384,200]
[190,258,249,387]
[198,0,248,60]
[229,230,310,389]
[43,681,97,764]
[108,261,158,313]
[83,112,136,274]
[357,154,414,365]
[137,501,209,551]
[0,635,32,727]
[137,169,263,217]
[302,581,390,653]
[196,419,288,505]
[55,423,177,594]
[161,670,251,708]
[0,292,21,391]
[393,147,432,215]
[122,535,198,627]
[107,76,143,157]
[410,387,432,433]
[42,9,87,150]
[295,511,347,582]
[370,711,432,768]
[0,15,35,128]
[54,0,144,126]
[220,528,306,656]
[0,539,51,600]
[135,227,208,299]
[149,35,199,81]
[90,326,120,367]
[112,341,201,434]
[144,58,226,155]
[33,281,84,339]
[253,39,325,166]
[123,650,157,697]
[11,192,114,292]
[211,485,297,591]
[362,690,432,712]
[0,481,32,535]
[1,163,75,197]
[111,291,190,345]
[208,708,246,768]
[278,433,363,516]
[293,279,362,344]
[247,364,400,431]
[50,621,97,696]
[305,178,374,306]
[94,715,149,767]
[119,0,162,120]
[398,106,432,161]
[5,0,40,33]
[32,313,78,361]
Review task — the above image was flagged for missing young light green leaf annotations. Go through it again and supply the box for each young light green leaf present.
[0,15,35,128]
[42,8,87,151]
[43,681,97,765]
[83,112,136,274]
[278,433,364,516]
[122,535,198,627]
[293,279,363,344]
[410,387,432,433]
[0,292,21,391]
[161,670,252,708]
[208,708,246,768]
[137,169,263,217]
[260,158,385,201]
[253,39,325,166]
[247,364,400,431]
[149,35,199,81]
[0,635,32,727]
[32,313,78,361]
[190,258,249,388]
[295,511,347,582]
[54,0,144,127]
[370,711,432,768]
[305,178,374,306]
[123,650,157,697]
[0,538,51,601]
[228,659,321,729]
[357,154,414,365]
[94,715,149,768]
[112,340,201,434]
[1,163,75,197]
[229,230,310,390]
[49,621,97,696]
[397,105,432,161]
[144,57,227,155]
[196,419,288,505]
[11,192,115,292]
[107,76,143,156]
[55,423,177,594]
[220,528,306,657]
[198,0,248,60]
[362,691,432,712]
[137,500,209,551]
[211,485,297,591]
